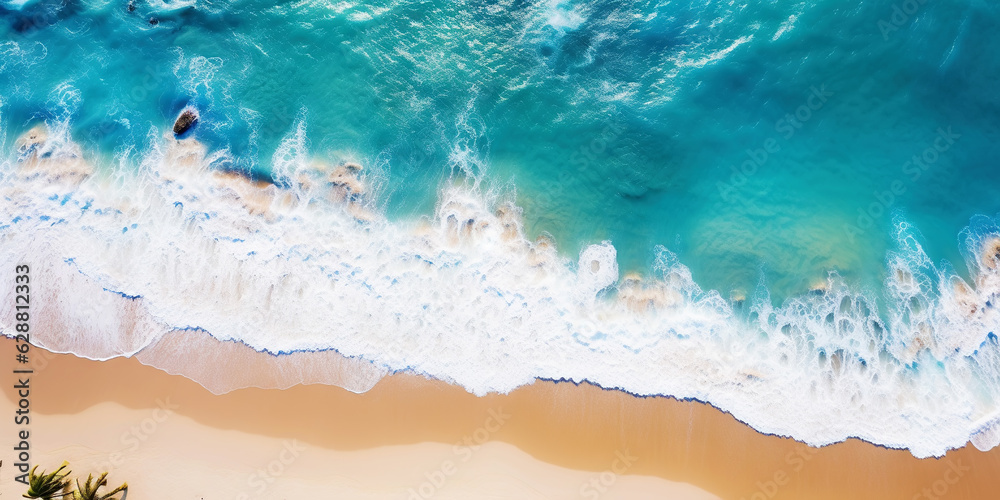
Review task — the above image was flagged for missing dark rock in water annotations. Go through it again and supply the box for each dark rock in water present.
[127,0,135,12]
[149,17,158,25]
[173,109,198,136]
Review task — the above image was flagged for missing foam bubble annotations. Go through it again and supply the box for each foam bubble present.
[971,415,1000,452]
[146,0,197,14]
[0,40,48,73]
[542,0,586,31]
[176,55,226,101]
[270,113,310,186]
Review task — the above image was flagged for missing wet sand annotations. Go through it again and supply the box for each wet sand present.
[2,337,998,499]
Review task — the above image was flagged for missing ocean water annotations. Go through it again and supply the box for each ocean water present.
[2,0,1000,457]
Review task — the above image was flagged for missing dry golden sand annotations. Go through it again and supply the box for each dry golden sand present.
[2,338,999,499]
[0,402,713,500]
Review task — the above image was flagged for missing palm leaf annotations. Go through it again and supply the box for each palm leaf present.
[23,462,72,499]
[71,472,128,500]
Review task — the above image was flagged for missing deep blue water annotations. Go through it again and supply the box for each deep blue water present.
[4,0,999,303]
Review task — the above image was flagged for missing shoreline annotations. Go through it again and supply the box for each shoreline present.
[3,337,999,499]
[5,126,1000,460]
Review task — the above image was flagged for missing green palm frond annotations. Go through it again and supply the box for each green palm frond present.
[71,472,128,500]
[23,462,72,499]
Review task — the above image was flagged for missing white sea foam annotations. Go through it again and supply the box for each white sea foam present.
[145,0,198,14]
[541,0,586,32]
[1,122,999,458]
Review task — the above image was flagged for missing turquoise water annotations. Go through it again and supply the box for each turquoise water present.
[4,0,1000,457]
[3,0,998,300]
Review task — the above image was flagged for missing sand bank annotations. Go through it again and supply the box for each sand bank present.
[1,337,998,499]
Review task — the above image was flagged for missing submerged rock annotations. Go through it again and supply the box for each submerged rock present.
[618,273,683,312]
[494,203,523,241]
[291,160,375,222]
[14,124,93,185]
[173,108,198,136]
[15,124,47,156]
[212,171,279,218]
[981,237,1000,270]
[327,162,367,203]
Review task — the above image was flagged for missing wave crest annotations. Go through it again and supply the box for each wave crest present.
[1,122,999,457]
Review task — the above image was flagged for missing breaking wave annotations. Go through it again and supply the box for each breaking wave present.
[1,117,999,459]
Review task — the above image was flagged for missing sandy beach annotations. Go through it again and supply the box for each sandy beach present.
[2,336,999,499]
